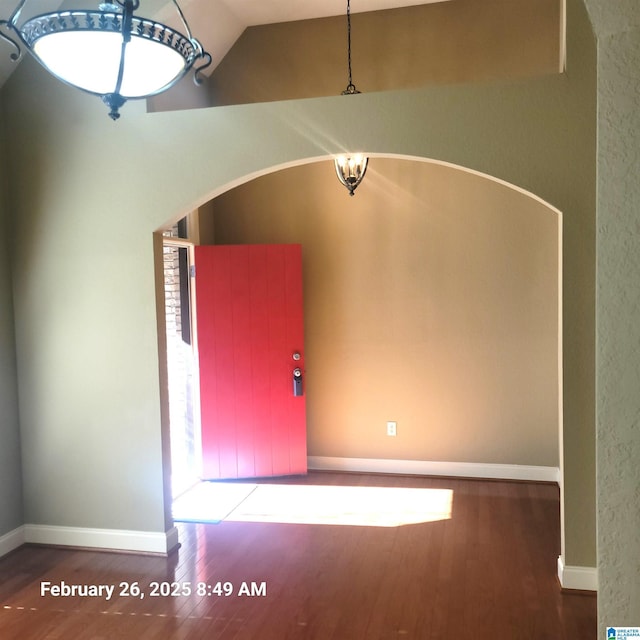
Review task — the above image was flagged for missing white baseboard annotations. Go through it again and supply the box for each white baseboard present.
[557,555,598,591]
[23,525,180,555]
[0,526,26,558]
[308,456,560,483]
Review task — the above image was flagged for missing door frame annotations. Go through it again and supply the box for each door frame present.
[160,234,203,493]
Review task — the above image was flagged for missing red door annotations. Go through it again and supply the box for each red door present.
[194,244,307,480]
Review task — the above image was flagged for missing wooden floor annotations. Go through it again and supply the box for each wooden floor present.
[0,473,596,639]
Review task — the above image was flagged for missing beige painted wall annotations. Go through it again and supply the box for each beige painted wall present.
[208,0,561,106]
[2,0,594,570]
[204,159,559,466]
[0,96,24,536]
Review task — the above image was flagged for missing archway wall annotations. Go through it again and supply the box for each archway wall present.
[2,0,595,567]
[207,158,561,471]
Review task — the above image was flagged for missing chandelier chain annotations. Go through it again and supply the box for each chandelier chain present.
[342,0,359,95]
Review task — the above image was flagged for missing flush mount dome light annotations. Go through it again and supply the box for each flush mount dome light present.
[0,0,212,120]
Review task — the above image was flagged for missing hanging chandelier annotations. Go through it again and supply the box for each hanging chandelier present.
[0,0,212,120]
[334,0,368,196]
[335,153,368,197]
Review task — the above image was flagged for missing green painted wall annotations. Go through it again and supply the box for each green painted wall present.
[2,0,596,574]
[0,93,24,538]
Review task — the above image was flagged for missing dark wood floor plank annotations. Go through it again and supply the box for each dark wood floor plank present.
[0,472,595,639]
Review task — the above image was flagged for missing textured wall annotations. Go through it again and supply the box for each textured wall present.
[584,0,640,627]
[583,0,640,37]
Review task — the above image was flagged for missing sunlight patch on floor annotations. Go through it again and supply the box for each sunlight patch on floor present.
[175,483,453,527]
[173,482,258,523]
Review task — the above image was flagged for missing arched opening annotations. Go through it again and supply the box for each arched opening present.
[156,153,562,529]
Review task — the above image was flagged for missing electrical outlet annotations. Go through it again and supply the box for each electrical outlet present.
[386,421,397,437]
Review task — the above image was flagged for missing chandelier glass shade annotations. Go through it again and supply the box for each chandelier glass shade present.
[0,0,211,120]
[334,153,368,197]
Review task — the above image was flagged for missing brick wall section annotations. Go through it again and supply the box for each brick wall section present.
[163,225,197,496]
[163,226,182,337]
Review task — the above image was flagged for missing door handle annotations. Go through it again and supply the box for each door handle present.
[293,367,303,397]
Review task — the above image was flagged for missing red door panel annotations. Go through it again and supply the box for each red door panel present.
[195,244,306,480]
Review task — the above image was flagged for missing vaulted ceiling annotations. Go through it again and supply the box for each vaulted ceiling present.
[0,0,450,87]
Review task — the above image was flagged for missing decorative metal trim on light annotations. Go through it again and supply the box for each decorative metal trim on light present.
[335,0,369,196]
[0,0,212,120]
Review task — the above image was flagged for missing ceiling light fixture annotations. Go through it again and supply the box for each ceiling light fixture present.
[334,0,368,196]
[0,0,212,120]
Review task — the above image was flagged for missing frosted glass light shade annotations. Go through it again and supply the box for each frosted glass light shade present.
[32,30,187,97]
